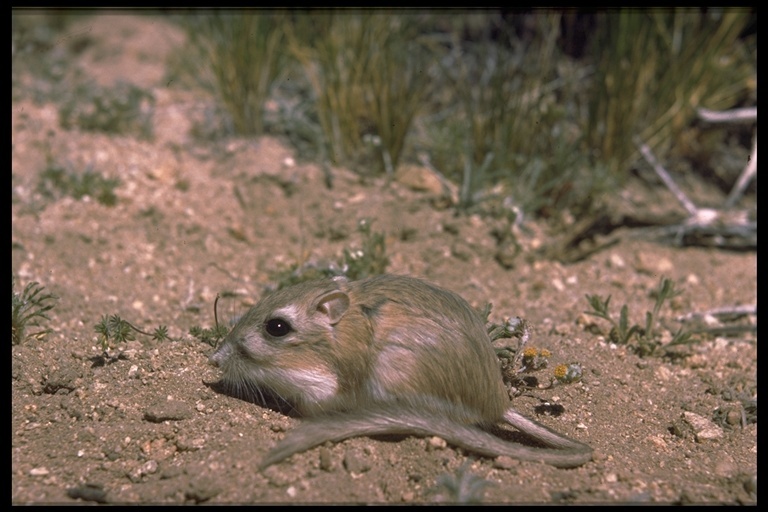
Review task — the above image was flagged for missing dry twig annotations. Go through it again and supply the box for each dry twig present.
[697,106,757,209]
[633,136,756,250]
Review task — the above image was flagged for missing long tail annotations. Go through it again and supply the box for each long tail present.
[502,408,592,458]
[260,406,592,469]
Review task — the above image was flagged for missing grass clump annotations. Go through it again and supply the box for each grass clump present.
[12,275,57,345]
[586,9,754,177]
[420,13,609,219]
[483,308,582,391]
[270,217,389,289]
[584,276,693,356]
[59,81,155,139]
[172,10,752,224]
[189,324,230,348]
[340,218,389,280]
[94,314,172,353]
[179,12,289,136]
[286,12,432,174]
[175,12,433,172]
[11,11,92,103]
[431,463,493,503]
[37,162,120,207]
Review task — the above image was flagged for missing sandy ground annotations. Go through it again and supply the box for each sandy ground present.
[12,14,756,504]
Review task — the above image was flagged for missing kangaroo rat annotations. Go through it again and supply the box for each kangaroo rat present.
[209,274,592,469]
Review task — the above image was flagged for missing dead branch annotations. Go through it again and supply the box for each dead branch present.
[697,106,757,209]
[674,304,756,336]
[677,304,756,323]
[631,137,756,249]
[697,107,756,124]
[634,137,699,216]
[724,127,757,209]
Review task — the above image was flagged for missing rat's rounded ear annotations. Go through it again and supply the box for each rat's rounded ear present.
[315,290,350,325]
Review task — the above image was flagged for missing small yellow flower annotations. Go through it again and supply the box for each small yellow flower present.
[554,362,583,384]
[523,347,539,359]
[539,348,551,358]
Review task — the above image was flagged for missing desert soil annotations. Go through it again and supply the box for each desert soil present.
[12,14,756,504]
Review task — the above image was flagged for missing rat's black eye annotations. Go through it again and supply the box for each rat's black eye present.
[264,318,292,337]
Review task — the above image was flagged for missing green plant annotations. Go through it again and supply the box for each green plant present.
[190,293,245,347]
[286,12,432,173]
[94,314,171,352]
[482,306,580,390]
[586,9,754,177]
[482,304,521,343]
[59,81,155,139]
[341,218,389,280]
[180,12,289,136]
[37,163,120,207]
[12,275,57,345]
[431,463,493,503]
[269,263,343,291]
[584,276,693,356]
[189,324,230,348]
[422,13,603,218]
[270,218,389,289]
[553,362,584,384]
[12,11,92,104]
